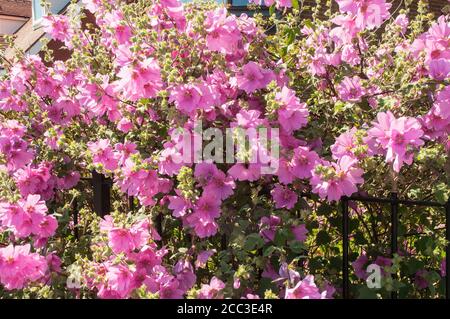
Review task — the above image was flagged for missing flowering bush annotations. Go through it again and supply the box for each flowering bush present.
[0,0,449,299]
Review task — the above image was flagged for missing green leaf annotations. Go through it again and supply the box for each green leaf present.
[269,4,275,16]
[357,286,378,299]
[316,230,332,245]
[274,229,289,246]
[433,182,449,203]
[353,231,367,245]
[244,233,264,251]
[292,0,299,10]
[263,246,277,257]
[405,259,424,275]
[415,237,435,256]
[288,240,306,254]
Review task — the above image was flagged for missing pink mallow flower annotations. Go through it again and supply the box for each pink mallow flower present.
[114,58,163,101]
[285,275,327,299]
[88,139,119,171]
[0,244,48,290]
[195,249,216,269]
[335,0,391,30]
[198,276,225,299]
[42,15,75,48]
[271,184,298,209]
[235,62,274,94]
[204,8,242,55]
[0,135,33,173]
[310,156,364,202]
[292,224,308,242]
[352,253,369,279]
[428,58,450,81]
[169,83,203,115]
[367,111,424,172]
[259,215,281,242]
[337,76,365,103]
[276,86,309,133]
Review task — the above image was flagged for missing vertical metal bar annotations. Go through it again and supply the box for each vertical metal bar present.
[446,199,450,299]
[129,196,134,212]
[156,213,163,243]
[92,171,111,217]
[72,198,78,240]
[390,192,398,299]
[342,196,349,299]
[221,234,227,251]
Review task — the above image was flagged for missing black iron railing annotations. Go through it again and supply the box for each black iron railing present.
[76,172,450,299]
[341,194,450,299]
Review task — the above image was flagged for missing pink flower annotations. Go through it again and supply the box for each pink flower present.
[0,194,55,239]
[428,58,450,81]
[368,111,424,172]
[0,135,33,172]
[186,212,218,238]
[291,146,319,179]
[0,244,48,290]
[168,193,191,218]
[336,0,391,30]
[235,62,273,94]
[271,184,298,209]
[108,228,136,254]
[195,250,216,269]
[194,193,221,219]
[352,254,369,279]
[174,259,196,291]
[277,0,292,8]
[414,270,429,290]
[33,215,58,239]
[276,87,309,133]
[394,14,408,34]
[292,224,308,242]
[337,76,365,103]
[105,264,134,299]
[194,162,219,186]
[259,215,281,242]
[228,163,261,181]
[331,127,372,160]
[198,276,225,299]
[88,139,119,171]
[196,163,235,200]
[204,8,241,55]
[114,58,163,101]
[169,84,203,115]
[42,15,75,48]
[285,275,326,299]
[310,156,364,202]
[14,162,56,200]
[234,109,266,128]
[341,44,361,66]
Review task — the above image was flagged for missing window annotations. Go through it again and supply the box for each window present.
[32,0,71,27]
[32,0,45,25]
[229,0,250,6]
[180,0,249,5]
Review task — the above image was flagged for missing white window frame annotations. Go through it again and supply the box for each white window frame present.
[32,0,72,29]
[32,0,46,29]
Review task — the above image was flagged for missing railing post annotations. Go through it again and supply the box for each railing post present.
[92,171,111,217]
[342,196,349,299]
[72,198,78,239]
[390,192,398,299]
[129,196,135,212]
[446,199,450,299]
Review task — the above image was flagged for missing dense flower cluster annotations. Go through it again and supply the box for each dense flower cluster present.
[0,0,448,299]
